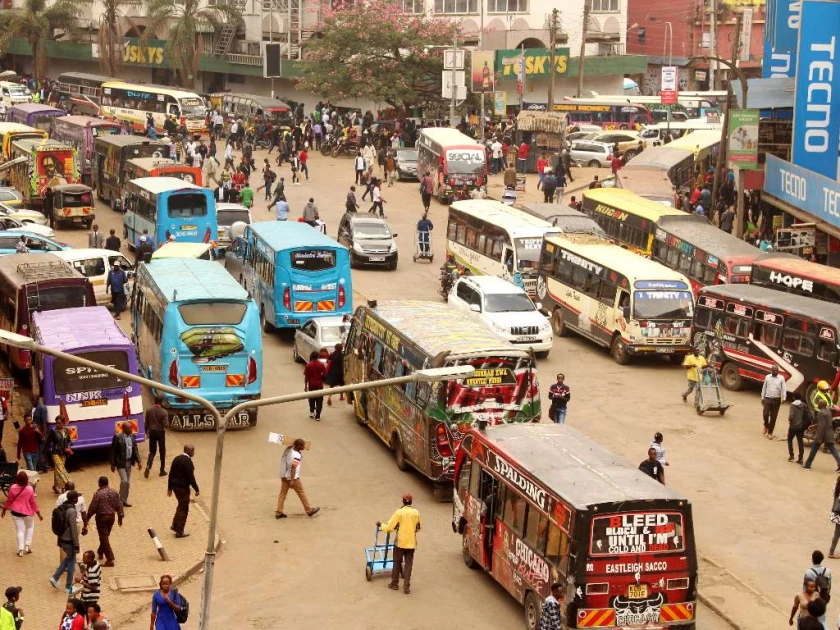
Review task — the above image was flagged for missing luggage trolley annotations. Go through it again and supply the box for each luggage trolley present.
[364,525,395,581]
[695,367,732,416]
[413,230,434,263]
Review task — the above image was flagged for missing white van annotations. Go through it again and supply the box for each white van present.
[55,248,132,306]
[0,82,32,108]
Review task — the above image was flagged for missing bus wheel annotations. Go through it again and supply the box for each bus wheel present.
[462,533,479,569]
[805,382,817,407]
[392,435,410,471]
[524,591,541,630]
[261,308,275,334]
[551,310,568,337]
[355,392,368,426]
[611,335,630,365]
[720,363,743,390]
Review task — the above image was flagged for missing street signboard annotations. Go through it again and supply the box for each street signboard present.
[727,109,759,170]
[660,66,678,104]
[442,72,466,99]
[443,49,465,70]
[764,154,840,230]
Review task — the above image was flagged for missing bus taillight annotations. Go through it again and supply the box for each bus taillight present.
[435,424,453,457]
[168,360,179,386]
[338,285,346,308]
[283,287,291,310]
[203,227,211,243]
[247,356,258,384]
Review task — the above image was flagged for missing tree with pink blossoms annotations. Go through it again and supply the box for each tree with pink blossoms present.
[298,0,459,109]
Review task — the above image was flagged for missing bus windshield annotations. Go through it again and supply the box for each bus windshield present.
[445,148,485,174]
[445,356,535,414]
[168,193,207,218]
[291,249,336,272]
[30,286,90,311]
[515,238,543,271]
[633,290,694,320]
[179,98,205,118]
[485,293,535,313]
[52,351,128,394]
[8,86,30,97]
[590,512,686,556]
[178,302,247,325]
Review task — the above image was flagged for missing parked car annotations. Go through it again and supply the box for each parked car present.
[0,230,70,255]
[0,216,55,238]
[0,187,23,208]
[55,248,133,305]
[394,148,419,180]
[216,202,252,250]
[447,275,553,358]
[584,131,645,158]
[0,201,47,226]
[292,315,351,363]
[570,140,613,168]
[566,131,595,143]
[336,212,398,269]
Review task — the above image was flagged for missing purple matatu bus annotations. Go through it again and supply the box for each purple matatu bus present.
[32,306,144,450]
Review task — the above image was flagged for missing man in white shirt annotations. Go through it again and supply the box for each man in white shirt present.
[491,139,503,174]
[354,152,366,184]
[275,439,319,519]
[761,365,787,438]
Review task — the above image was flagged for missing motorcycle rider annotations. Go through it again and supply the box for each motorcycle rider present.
[813,380,834,412]
[439,254,459,298]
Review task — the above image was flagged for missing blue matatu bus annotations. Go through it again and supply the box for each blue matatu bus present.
[224,221,352,330]
[131,258,262,430]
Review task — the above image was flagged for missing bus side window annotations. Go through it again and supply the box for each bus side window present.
[599,281,617,306]
[783,328,815,357]
[819,338,839,364]
[503,249,514,273]
[617,291,630,314]
[694,306,711,330]
[456,456,471,504]
[724,315,750,339]
[469,456,481,496]
[524,507,549,554]
[653,239,667,262]
[502,490,526,537]
[545,523,569,573]
[447,217,458,241]
[703,264,717,285]
[755,322,781,348]
[372,341,385,375]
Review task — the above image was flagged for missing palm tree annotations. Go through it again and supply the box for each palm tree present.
[141,0,243,88]
[98,0,141,76]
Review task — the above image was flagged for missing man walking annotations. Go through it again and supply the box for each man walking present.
[110,423,141,507]
[638,448,665,484]
[276,438,320,519]
[50,491,80,594]
[105,262,128,320]
[168,445,199,538]
[787,392,809,464]
[548,373,570,424]
[87,225,104,249]
[417,213,433,257]
[144,396,168,478]
[56,481,87,540]
[804,398,840,471]
[539,583,565,630]
[83,476,123,567]
[76,550,102,604]
[804,550,832,601]
[420,172,433,213]
[303,351,327,421]
[377,493,421,594]
[354,152,366,184]
[16,412,41,471]
[761,365,787,438]
[681,349,707,403]
[104,229,120,252]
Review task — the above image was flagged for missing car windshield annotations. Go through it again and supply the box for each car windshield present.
[8,86,29,96]
[484,292,535,313]
[398,150,418,161]
[514,238,543,271]
[217,210,250,226]
[633,290,694,320]
[320,323,349,343]
[354,222,391,239]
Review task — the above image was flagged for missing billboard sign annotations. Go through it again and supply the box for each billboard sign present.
[471,51,496,93]
[764,154,840,230]
[660,66,678,104]
[727,109,760,170]
[496,48,571,77]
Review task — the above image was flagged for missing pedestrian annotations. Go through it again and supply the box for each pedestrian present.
[274,195,289,221]
[490,138,503,174]
[638,448,665,484]
[136,236,154,264]
[168,445,199,538]
[555,168,566,204]
[761,365,787,439]
[420,171,433,212]
[536,153,549,189]
[560,147,574,182]
[542,168,557,204]
[325,344,345,406]
[1,470,43,557]
[517,141,529,173]
[289,151,300,185]
[538,583,565,630]
[105,261,128,320]
[2,586,22,630]
[50,491,80,594]
[46,416,73,494]
[548,373,570,424]
[275,438,320,519]
[803,398,840,471]
[680,349,707,403]
[87,225,104,249]
[588,175,601,190]
[56,482,87,560]
[16,412,40,471]
[302,198,319,228]
[369,180,385,218]
[346,186,359,213]
[57,600,85,630]
[239,181,254,210]
[110,422,141,507]
[82,476,123,567]
[650,432,669,483]
[150,575,184,630]
[86,603,111,630]
[830,478,840,559]
[354,152,366,184]
[303,351,327,420]
[377,492,421,594]
[144,396,168,478]
[790,578,821,628]
[719,205,735,233]
[385,151,395,186]
[299,147,309,180]
[417,212,433,256]
[805,550,832,604]
[75,550,102,604]
[0,603,12,630]
[788,392,809,464]
[104,229,120,252]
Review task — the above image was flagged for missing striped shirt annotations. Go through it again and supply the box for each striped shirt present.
[79,560,102,602]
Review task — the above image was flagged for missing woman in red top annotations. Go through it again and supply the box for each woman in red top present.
[58,600,85,630]
[303,351,328,421]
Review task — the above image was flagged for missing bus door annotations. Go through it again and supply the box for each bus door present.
[478,468,499,571]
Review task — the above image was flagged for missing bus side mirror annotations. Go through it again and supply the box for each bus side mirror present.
[622,306,630,320]
[469,303,481,313]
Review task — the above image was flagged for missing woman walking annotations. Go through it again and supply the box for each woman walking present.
[150,575,183,630]
[1,470,43,556]
[58,599,86,630]
[326,344,345,407]
[789,578,821,628]
[46,416,74,494]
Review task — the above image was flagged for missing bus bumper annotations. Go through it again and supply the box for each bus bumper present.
[164,394,261,430]
[627,344,691,356]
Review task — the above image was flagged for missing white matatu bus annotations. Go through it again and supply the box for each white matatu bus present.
[446,199,557,296]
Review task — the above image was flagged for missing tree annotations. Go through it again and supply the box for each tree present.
[140,0,242,88]
[98,0,141,76]
[0,0,89,82]
[299,0,459,110]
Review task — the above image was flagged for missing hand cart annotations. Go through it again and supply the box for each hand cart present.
[413,231,434,263]
[364,525,395,581]
[695,367,732,416]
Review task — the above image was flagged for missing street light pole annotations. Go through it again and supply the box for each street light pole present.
[450,31,458,126]
[664,21,673,137]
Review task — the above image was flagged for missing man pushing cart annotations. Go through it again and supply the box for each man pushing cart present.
[414,212,434,263]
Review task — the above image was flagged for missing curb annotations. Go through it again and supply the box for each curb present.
[696,591,742,630]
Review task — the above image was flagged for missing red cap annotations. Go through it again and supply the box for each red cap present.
[402,493,413,504]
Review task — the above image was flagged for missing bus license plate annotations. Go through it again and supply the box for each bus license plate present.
[81,398,107,407]
[628,584,648,599]
[655,347,674,354]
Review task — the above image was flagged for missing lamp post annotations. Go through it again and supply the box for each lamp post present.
[0,329,475,630]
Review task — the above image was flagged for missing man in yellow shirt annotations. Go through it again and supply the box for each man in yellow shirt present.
[681,348,707,403]
[377,493,421,594]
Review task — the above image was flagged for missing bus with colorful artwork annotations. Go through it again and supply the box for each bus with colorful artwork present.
[92,135,169,209]
[0,122,46,160]
[6,103,67,133]
[343,301,541,495]
[31,306,144,450]
[7,138,79,209]
[52,115,126,186]
[100,82,207,135]
[453,423,697,630]
[122,177,217,249]
[554,101,654,130]
[0,254,96,371]
[121,157,202,188]
[131,258,262,430]
[223,221,352,331]
[750,254,840,305]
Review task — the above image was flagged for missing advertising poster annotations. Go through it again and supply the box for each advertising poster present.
[493,91,507,115]
[471,50,496,93]
[727,109,759,170]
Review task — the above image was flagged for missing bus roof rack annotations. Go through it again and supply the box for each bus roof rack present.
[15,260,75,281]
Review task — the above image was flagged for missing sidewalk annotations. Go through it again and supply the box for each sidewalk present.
[1,390,214,629]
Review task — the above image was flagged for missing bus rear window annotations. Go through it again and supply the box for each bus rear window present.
[291,249,336,272]
[178,302,247,325]
[167,192,207,218]
[30,286,89,311]
[590,512,685,556]
[53,351,128,395]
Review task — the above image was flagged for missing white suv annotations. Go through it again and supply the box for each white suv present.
[448,275,553,358]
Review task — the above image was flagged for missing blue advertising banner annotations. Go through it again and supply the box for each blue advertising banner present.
[768,0,801,52]
[791,0,840,179]
[762,38,797,79]
[764,154,840,229]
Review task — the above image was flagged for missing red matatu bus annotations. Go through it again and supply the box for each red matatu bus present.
[750,254,840,305]
[652,215,762,296]
[454,424,697,630]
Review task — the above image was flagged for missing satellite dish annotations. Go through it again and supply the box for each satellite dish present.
[228,221,248,241]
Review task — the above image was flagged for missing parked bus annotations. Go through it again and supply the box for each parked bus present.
[122,157,202,187]
[417,128,487,202]
[580,189,686,256]
[223,221,352,330]
[537,233,694,364]
[0,254,95,370]
[52,72,115,116]
[100,82,207,135]
[565,97,685,124]
[453,423,697,630]
[52,115,125,186]
[693,284,840,400]
[517,202,606,237]
[554,101,654,130]
[122,177,217,249]
[6,103,66,133]
[220,93,293,129]
[344,301,540,491]
[0,122,46,160]
[639,120,723,144]
[750,255,840,305]
[92,135,168,209]
[31,306,143,449]
[574,92,723,118]
[652,215,761,295]
[0,81,32,108]
[447,199,556,296]
[8,138,79,208]
[131,258,262,430]
[666,130,722,179]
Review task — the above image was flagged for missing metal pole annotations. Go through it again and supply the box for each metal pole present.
[548,8,558,110]
[710,13,741,221]
[450,32,457,126]
[577,0,590,98]
[665,22,672,137]
[710,0,718,90]
[269,0,274,98]
[480,0,485,129]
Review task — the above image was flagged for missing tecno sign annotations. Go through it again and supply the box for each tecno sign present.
[769,270,814,292]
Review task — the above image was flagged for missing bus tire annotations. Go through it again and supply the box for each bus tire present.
[551,309,568,337]
[392,435,410,471]
[462,533,479,569]
[720,362,743,391]
[355,392,368,426]
[611,335,630,365]
[805,382,817,407]
[261,307,275,334]
[524,591,541,630]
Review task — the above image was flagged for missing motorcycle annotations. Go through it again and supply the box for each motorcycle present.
[320,135,338,156]
[331,139,359,158]
[803,406,840,446]
[439,268,459,301]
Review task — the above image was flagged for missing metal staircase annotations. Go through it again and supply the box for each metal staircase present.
[213,0,248,56]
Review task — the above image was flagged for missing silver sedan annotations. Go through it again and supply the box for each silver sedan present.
[292,316,350,363]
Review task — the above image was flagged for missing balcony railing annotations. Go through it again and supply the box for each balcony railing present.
[226,52,263,65]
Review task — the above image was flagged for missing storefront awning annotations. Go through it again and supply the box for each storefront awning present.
[731,77,795,110]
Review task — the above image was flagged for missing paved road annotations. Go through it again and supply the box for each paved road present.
[44,147,802,630]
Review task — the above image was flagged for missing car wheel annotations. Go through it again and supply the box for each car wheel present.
[292,341,301,363]
[535,350,550,359]
[588,160,601,168]
[624,150,636,160]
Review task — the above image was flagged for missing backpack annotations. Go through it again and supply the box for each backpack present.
[173,590,189,623]
[815,567,832,603]
[51,503,71,536]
